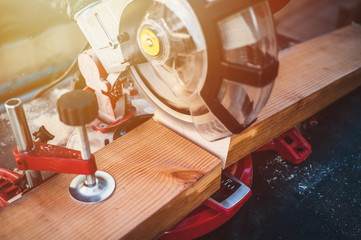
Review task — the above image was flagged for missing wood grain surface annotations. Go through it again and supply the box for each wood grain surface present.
[0,120,222,240]
[227,24,361,167]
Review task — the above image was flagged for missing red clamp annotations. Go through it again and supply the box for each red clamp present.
[0,169,22,208]
[92,105,136,133]
[256,127,311,164]
[13,142,97,175]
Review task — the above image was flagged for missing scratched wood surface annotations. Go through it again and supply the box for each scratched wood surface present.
[0,120,222,240]
[227,24,361,167]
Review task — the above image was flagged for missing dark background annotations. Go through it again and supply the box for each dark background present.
[198,86,361,240]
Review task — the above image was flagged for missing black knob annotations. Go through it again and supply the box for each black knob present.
[57,90,98,126]
[33,125,55,143]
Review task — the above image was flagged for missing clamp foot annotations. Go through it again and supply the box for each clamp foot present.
[69,171,115,204]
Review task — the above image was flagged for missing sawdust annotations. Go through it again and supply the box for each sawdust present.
[131,97,154,116]
[20,88,74,146]
[66,127,113,153]
[0,87,73,147]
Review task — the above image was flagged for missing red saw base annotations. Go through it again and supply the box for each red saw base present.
[0,169,21,208]
[160,154,253,240]
[160,127,311,239]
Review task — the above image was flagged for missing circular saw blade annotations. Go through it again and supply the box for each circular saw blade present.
[130,0,208,122]
[128,0,279,141]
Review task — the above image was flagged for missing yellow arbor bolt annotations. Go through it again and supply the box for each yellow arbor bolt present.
[140,29,160,56]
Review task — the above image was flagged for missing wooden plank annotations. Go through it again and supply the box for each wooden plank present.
[227,24,361,167]
[0,120,222,240]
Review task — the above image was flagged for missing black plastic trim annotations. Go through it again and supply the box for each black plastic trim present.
[188,0,278,134]
[220,60,279,87]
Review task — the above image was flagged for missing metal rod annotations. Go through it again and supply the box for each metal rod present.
[5,98,43,187]
[77,126,96,186]
[25,171,35,188]
[5,98,34,152]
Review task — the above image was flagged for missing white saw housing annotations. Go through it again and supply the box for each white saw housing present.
[75,0,279,141]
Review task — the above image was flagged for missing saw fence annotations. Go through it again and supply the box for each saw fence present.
[1,25,361,240]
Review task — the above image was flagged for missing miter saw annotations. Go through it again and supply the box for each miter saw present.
[2,0,289,238]
[72,0,279,143]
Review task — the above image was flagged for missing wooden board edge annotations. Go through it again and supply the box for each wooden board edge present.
[226,68,361,167]
[0,118,222,240]
[124,161,222,239]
